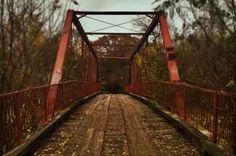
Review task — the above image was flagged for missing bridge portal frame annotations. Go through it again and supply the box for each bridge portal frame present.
[46,10,183,121]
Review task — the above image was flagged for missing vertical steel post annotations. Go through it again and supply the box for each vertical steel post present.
[96,59,99,82]
[45,10,73,121]
[175,84,186,118]
[129,59,132,84]
[128,59,133,92]
[233,113,236,155]
[159,13,180,82]
[159,12,185,118]
[15,94,22,141]
[213,94,219,143]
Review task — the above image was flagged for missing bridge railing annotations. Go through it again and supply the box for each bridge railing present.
[130,81,236,148]
[0,80,99,153]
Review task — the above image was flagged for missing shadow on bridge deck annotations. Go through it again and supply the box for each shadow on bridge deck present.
[33,94,199,156]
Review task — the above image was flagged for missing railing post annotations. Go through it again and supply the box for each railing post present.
[61,84,64,108]
[15,94,22,142]
[96,59,99,83]
[165,84,169,109]
[159,12,185,119]
[129,59,132,85]
[212,94,219,143]
[233,113,236,155]
[44,86,48,122]
[175,83,186,119]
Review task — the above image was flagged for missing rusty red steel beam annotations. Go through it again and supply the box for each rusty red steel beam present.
[128,11,183,118]
[159,12,183,118]
[129,12,161,83]
[131,80,236,96]
[72,13,98,59]
[86,32,145,35]
[130,12,161,60]
[159,13,180,82]
[74,11,159,15]
[46,10,73,121]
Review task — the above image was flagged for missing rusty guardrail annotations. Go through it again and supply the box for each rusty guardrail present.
[129,81,236,151]
[0,80,100,153]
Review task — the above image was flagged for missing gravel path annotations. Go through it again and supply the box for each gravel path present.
[34,94,200,156]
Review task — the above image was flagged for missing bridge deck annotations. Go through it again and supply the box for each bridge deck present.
[34,94,199,156]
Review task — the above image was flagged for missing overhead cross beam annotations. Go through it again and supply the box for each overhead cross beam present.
[72,13,98,59]
[86,32,145,35]
[74,11,159,16]
[130,12,161,60]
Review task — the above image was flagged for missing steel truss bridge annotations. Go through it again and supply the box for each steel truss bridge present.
[0,10,235,156]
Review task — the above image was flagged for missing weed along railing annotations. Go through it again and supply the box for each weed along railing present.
[0,80,100,153]
[130,81,236,149]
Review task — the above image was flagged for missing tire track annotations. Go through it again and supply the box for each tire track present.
[120,94,199,156]
[101,95,130,156]
[118,95,160,156]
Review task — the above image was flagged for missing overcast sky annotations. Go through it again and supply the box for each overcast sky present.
[63,0,182,40]
[64,0,155,39]
[79,0,153,11]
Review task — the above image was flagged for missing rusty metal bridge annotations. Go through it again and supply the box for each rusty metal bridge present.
[0,10,236,156]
